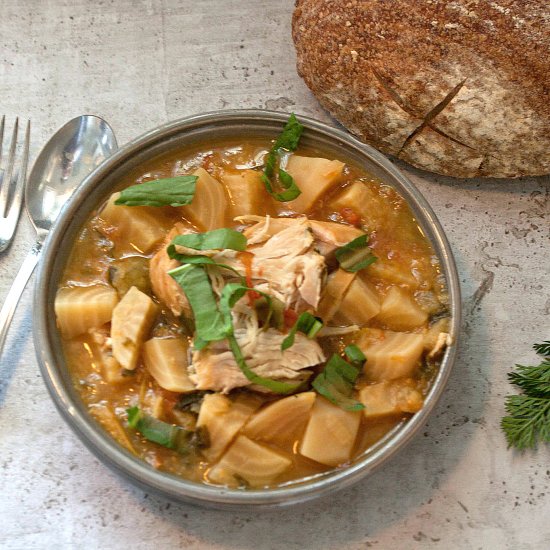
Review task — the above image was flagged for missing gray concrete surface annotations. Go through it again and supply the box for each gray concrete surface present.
[0,1,548,548]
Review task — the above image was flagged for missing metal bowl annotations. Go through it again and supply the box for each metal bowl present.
[34,110,461,510]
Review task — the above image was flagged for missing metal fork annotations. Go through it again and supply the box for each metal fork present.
[0,117,31,253]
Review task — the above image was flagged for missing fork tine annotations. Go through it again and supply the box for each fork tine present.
[7,120,30,222]
[0,117,18,217]
[0,115,5,167]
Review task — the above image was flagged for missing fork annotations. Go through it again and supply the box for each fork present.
[0,117,31,253]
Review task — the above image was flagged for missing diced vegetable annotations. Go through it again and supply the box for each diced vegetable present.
[99,193,168,253]
[89,403,135,453]
[299,396,361,466]
[109,255,150,298]
[316,269,356,322]
[111,286,159,370]
[374,286,428,330]
[55,285,119,338]
[355,329,424,381]
[337,277,381,325]
[142,338,195,393]
[196,393,263,462]
[178,168,228,230]
[243,392,316,448]
[359,379,424,419]
[364,257,418,288]
[286,155,344,213]
[223,170,266,217]
[114,175,197,207]
[207,435,292,487]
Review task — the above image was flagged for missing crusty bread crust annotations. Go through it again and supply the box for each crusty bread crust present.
[292,0,550,178]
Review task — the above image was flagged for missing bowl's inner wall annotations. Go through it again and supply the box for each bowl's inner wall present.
[40,112,460,507]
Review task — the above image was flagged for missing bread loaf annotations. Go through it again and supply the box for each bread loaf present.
[292,0,550,178]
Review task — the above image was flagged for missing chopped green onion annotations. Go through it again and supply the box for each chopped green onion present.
[262,113,304,202]
[335,234,377,272]
[115,176,197,207]
[281,312,323,351]
[312,354,365,411]
[170,228,247,252]
[344,344,367,369]
[227,334,302,394]
[168,264,230,347]
[126,406,207,454]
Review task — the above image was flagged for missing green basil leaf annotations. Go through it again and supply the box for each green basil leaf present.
[335,234,377,272]
[262,113,304,202]
[273,113,304,151]
[281,312,323,351]
[114,176,197,207]
[227,334,302,395]
[168,264,230,343]
[170,229,246,252]
[312,354,365,411]
[167,251,245,282]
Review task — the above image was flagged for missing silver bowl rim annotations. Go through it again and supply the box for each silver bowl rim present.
[34,109,461,510]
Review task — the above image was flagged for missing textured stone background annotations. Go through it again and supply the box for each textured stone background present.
[0,1,548,548]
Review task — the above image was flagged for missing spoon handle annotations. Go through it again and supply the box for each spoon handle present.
[0,239,43,357]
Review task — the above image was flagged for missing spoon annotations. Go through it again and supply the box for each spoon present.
[0,115,117,356]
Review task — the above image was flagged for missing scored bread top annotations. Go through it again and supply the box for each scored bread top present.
[292,0,550,178]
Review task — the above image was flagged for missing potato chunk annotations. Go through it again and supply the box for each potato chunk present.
[55,285,119,338]
[375,286,428,330]
[355,329,424,381]
[243,392,316,448]
[142,337,195,393]
[208,435,292,488]
[99,193,167,253]
[359,379,423,419]
[338,278,381,325]
[197,393,263,462]
[317,269,356,322]
[178,167,227,230]
[299,396,361,466]
[286,155,344,213]
[111,286,158,370]
[223,170,267,217]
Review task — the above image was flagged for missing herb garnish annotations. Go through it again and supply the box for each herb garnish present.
[312,345,366,411]
[126,406,209,454]
[169,228,247,252]
[261,113,304,202]
[115,175,197,207]
[281,312,323,351]
[501,341,550,450]
[335,234,377,272]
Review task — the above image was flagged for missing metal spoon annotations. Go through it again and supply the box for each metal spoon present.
[0,115,117,356]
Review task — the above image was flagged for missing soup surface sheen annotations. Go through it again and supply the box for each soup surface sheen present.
[56,134,449,489]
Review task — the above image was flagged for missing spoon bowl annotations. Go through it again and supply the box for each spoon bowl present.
[0,115,117,356]
[26,116,117,235]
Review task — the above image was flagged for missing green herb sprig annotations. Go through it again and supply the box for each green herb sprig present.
[281,312,323,351]
[115,175,197,207]
[261,113,304,202]
[501,341,550,450]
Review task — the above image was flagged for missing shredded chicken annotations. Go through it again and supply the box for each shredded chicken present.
[190,327,325,393]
